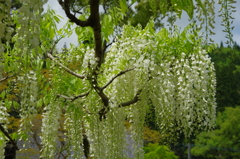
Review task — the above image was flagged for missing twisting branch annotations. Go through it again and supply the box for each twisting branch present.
[90,75,110,121]
[102,36,116,54]
[92,78,109,107]
[57,91,90,101]
[73,10,83,15]
[88,0,103,67]
[58,0,90,27]
[96,67,136,120]
[101,68,135,91]
[119,89,142,108]
[102,0,108,14]
[0,75,13,82]
[0,124,19,150]
[47,53,85,79]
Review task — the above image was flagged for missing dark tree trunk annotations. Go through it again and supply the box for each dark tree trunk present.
[4,141,16,159]
[83,134,90,159]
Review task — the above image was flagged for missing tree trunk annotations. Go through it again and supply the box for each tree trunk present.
[4,141,16,159]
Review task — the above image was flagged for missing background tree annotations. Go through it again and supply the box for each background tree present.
[192,107,240,159]
[144,143,178,159]
[209,46,240,111]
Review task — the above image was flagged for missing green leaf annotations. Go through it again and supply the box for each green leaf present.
[36,99,43,108]
[119,0,127,15]
[145,19,155,34]
[102,14,114,41]
[13,101,19,109]
[171,0,183,17]
[11,132,19,140]
[182,0,194,18]
[0,91,6,98]
[158,0,169,15]
[53,15,60,23]
[195,0,207,16]
[45,22,51,29]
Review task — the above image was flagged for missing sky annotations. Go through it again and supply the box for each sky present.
[43,1,240,49]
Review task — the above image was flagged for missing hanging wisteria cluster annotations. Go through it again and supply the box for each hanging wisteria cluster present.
[38,22,216,158]
[16,0,47,48]
[2,22,217,159]
[0,0,47,157]
[31,22,217,158]
[101,23,216,152]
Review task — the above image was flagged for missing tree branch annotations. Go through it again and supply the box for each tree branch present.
[58,0,90,27]
[31,127,42,150]
[0,75,13,82]
[95,67,136,120]
[119,89,142,107]
[101,68,135,91]
[57,91,90,101]
[47,53,85,79]
[92,79,109,107]
[102,0,108,14]
[91,76,110,121]
[102,37,116,54]
[0,124,19,150]
[89,0,103,67]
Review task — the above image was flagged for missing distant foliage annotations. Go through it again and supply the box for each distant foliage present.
[144,143,178,159]
[209,45,240,111]
[192,107,240,159]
